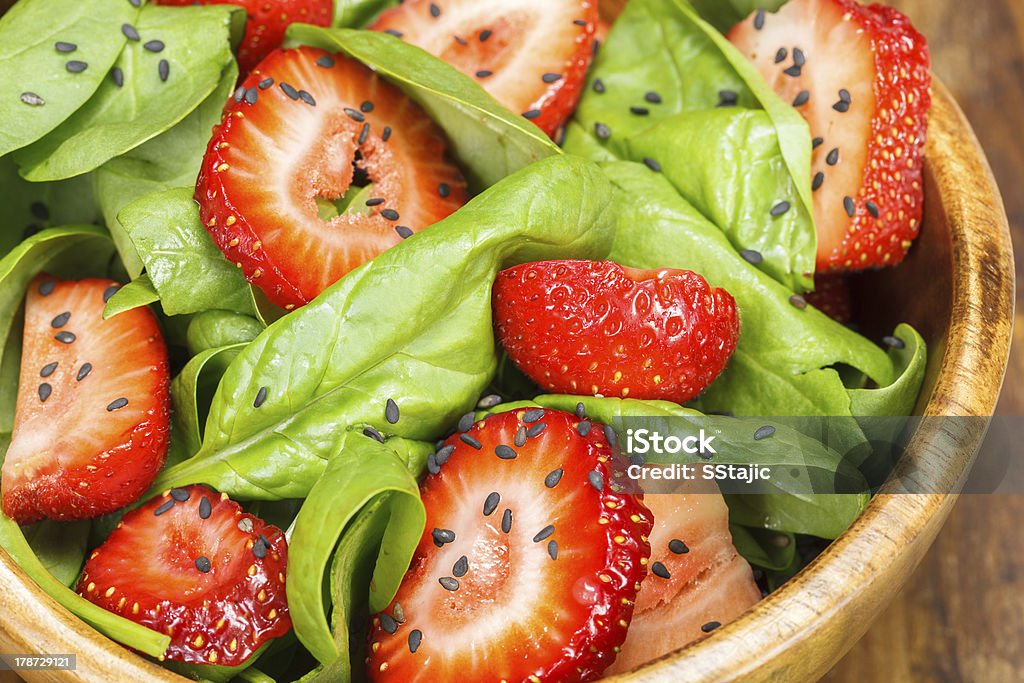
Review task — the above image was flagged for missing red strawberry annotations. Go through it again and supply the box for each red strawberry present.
[155,0,333,74]
[370,0,598,138]
[728,0,931,271]
[196,46,468,310]
[1,277,169,525]
[805,273,853,324]
[77,485,291,666]
[492,260,740,404]
[367,408,653,682]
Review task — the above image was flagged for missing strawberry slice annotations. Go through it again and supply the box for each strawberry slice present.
[492,260,740,404]
[155,0,333,74]
[196,46,468,310]
[728,0,931,272]
[805,273,853,324]
[1,277,169,525]
[367,408,653,681]
[370,0,598,138]
[77,485,291,666]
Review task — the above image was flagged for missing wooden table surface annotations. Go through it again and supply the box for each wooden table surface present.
[826,1,1024,681]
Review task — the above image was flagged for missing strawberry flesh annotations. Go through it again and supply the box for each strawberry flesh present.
[367,408,653,682]
[728,0,931,271]
[196,46,468,310]
[492,260,740,404]
[77,485,291,666]
[1,277,169,525]
[371,0,598,138]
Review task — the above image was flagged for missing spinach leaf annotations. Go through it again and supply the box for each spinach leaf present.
[93,57,239,277]
[604,160,895,417]
[729,524,795,571]
[286,25,560,190]
[186,310,264,357]
[149,155,615,500]
[22,519,90,587]
[0,0,139,157]
[332,0,397,27]
[565,0,815,291]
[288,433,424,667]
[117,187,258,317]
[102,272,159,319]
[849,323,927,418]
[688,0,788,32]
[171,343,247,457]
[13,4,240,181]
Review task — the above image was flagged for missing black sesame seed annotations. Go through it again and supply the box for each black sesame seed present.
[40,362,58,378]
[258,77,274,89]
[789,294,807,310]
[838,88,852,103]
[76,363,92,381]
[643,157,662,172]
[477,394,502,409]
[38,383,52,402]
[154,500,175,516]
[158,59,169,82]
[826,148,840,166]
[770,201,791,217]
[575,402,586,419]
[298,90,316,106]
[592,78,605,94]
[753,9,766,29]
[833,100,850,113]
[316,55,336,68]
[526,422,546,438]
[669,539,689,554]
[366,197,386,207]
[66,60,88,73]
[843,196,856,217]
[50,311,70,328]
[384,28,403,38]
[545,468,564,488]
[356,101,374,116]
[426,453,440,475]
[718,90,739,107]
[866,201,880,218]
[792,90,810,107]
[603,425,617,446]
[547,539,558,560]
[523,109,542,120]
[170,488,189,502]
[429,2,441,18]
[645,91,663,104]
[701,621,721,633]
[453,555,468,577]
[39,280,57,296]
[523,408,544,423]
[244,87,258,105]
[144,40,165,53]
[20,92,45,106]
[438,182,450,197]
[542,73,562,83]
[495,444,517,460]
[630,106,649,116]
[577,420,592,437]
[460,433,482,449]
[395,226,413,239]
[476,70,493,78]
[514,426,527,447]
[254,386,268,408]
[408,629,422,653]
[380,613,398,634]
[106,397,128,411]
[234,85,246,102]
[278,82,298,100]
[594,122,611,140]
[883,335,906,350]
[783,65,802,77]
[740,249,763,265]
[651,561,671,579]
[385,398,400,424]
[122,23,140,40]
[533,525,554,542]
[199,497,212,519]
[754,425,777,441]
[439,576,459,591]
[501,508,512,533]
[774,47,788,63]
[458,411,475,433]
[55,41,77,53]
[483,491,500,516]
[813,172,825,191]
[381,208,400,221]
[480,29,493,41]
[588,470,604,492]
[573,18,587,25]
[435,444,455,466]
[195,556,212,573]
[812,137,824,149]
[793,48,806,67]
[253,538,268,559]
[55,331,76,344]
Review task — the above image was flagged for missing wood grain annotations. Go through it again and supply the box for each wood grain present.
[827,1,1024,680]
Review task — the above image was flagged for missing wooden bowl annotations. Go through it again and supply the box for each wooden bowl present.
[0,80,1014,682]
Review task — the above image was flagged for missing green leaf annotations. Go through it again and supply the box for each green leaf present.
[13,4,240,181]
[729,524,796,571]
[149,155,616,500]
[171,343,247,456]
[0,0,139,157]
[286,25,560,190]
[117,187,257,317]
[102,273,159,318]
[332,0,398,28]
[93,57,239,277]
[186,310,264,357]
[288,433,424,667]
[688,0,788,32]
[849,323,927,418]
[565,0,815,291]
[21,519,91,587]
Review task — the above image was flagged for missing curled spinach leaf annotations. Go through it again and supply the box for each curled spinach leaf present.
[171,343,247,457]
[102,273,159,319]
[186,310,264,357]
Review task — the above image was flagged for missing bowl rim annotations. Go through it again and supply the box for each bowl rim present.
[0,79,1015,683]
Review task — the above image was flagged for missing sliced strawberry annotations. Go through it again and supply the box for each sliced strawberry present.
[196,46,468,309]
[370,0,598,138]
[805,273,853,324]
[155,0,333,74]
[492,260,740,404]
[728,0,931,271]
[1,277,169,525]
[607,480,761,674]
[77,485,291,666]
[367,408,653,682]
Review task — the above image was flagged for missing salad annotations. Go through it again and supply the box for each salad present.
[0,0,932,680]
